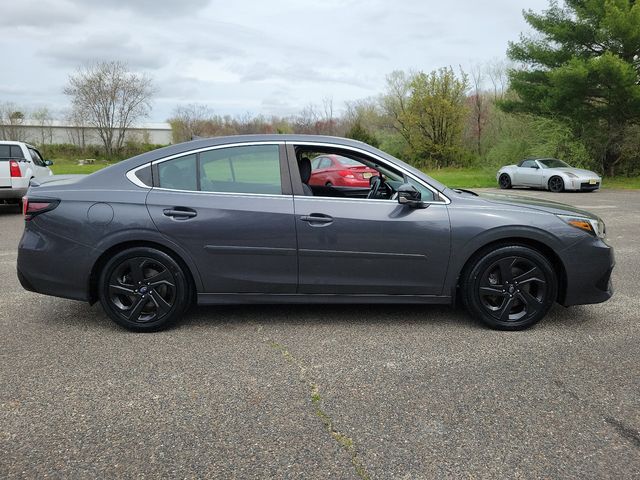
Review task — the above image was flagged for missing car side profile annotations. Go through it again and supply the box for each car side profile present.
[497,158,602,192]
[308,153,378,188]
[0,141,53,206]
[17,135,614,332]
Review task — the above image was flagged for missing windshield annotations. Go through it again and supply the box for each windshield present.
[335,155,364,166]
[538,159,570,168]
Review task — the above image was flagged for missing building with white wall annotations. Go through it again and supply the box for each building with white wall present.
[0,120,173,146]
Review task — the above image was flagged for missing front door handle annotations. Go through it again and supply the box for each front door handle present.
[163,208,197,219]
[300,214,333,225]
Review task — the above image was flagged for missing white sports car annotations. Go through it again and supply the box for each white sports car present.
[497,158,602,193]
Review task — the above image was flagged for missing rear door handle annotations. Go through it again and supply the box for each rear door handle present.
[300,214,333,225]
[163,208,197,219]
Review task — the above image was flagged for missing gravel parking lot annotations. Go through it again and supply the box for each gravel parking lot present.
[1,188,639,479]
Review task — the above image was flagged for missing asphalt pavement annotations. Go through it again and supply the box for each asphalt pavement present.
[1,188,639,479]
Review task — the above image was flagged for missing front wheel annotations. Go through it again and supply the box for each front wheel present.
[548,176,564,193]
[98,247,191,332]
[461,245,557,330]
[498,173,512,189]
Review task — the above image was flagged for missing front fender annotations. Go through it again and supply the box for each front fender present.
[443,224,568,298]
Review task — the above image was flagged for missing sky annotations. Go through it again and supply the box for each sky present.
[1,0,551,122]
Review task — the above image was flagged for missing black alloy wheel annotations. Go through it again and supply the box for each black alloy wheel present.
[499,174,512,189]
[548,176,564,193]
[462,245,557,330]
[99,247,191,331]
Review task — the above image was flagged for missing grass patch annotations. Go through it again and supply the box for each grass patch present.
[49,158,115,175]
[601,176,640,189]
[424,167,496,188]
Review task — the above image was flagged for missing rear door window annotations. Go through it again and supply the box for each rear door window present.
[156,145,283,195]
[199,144,281,194]
[157,154,198,191]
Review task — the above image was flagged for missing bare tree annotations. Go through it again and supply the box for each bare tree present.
[469,64,488,155]
[64,61,153,157]
[487,59,509,101]
[321,97,335,135]
[294,103,320,134]
[65,105,88,149]
[0,103,28,141]
[168,103,214,142]
[32,106,54,145]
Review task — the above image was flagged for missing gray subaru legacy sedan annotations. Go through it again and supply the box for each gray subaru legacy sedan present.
[17,135,614,331]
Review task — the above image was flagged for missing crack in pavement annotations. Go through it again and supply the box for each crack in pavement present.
[270,342,371,480]
[603,416,640,449]
[553,379,640,449]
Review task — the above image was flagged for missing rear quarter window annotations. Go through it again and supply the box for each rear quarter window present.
[0,145,24,158]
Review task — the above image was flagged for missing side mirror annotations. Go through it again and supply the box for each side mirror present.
[44,160,53,166]
[531,165,539,169]
[397,183,426,208]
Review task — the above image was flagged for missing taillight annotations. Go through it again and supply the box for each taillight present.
[10,160,21,177]
[338,170,356,178]
[23,197,60,221]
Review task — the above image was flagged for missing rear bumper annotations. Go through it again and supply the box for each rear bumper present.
[0,187,26,200]
[560,237,614,306]
[17,221,93,302]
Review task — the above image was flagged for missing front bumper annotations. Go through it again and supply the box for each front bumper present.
[560,236,614,306]
[567,178,601,191]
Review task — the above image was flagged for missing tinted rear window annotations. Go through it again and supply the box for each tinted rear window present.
[0,145,24,158]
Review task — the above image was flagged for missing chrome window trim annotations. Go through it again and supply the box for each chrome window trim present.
[125,141,285,189]
[126,164,152,188]
[151,141,283,166]
[287,141,450,205]
[126,139,451,205]
[150,187,293,199]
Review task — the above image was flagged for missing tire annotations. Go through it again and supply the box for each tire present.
[98,247,192,332]
[548,176,564,193]
[498,173,512,189]
[325,182,333,187]
[461,245,557,330]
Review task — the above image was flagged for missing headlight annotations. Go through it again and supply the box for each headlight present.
[557,214,606,238]
[565,172,578,178]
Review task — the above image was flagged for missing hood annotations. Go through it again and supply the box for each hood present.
[475,191,599,219]
[551,167,598,177]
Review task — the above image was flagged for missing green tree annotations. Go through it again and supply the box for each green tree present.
[345,119,380,147]
[503,0,640,175]
[382,68,469,168]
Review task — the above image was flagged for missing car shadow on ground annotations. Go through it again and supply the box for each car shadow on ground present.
[53,300,590,333]
[55,299,483,332]
[0,204,21,216]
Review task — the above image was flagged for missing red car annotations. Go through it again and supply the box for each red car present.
[309,154,378,187]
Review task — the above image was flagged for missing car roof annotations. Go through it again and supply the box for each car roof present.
[0,140,31,147]
[85,134,448,193]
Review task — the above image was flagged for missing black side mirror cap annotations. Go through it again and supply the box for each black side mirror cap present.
[397,183,427,208]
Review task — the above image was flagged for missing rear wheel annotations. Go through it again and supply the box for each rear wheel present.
[498,174,512,189]
[548,176,564,193]
[98,247,191,332]
[461,245,557,330]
